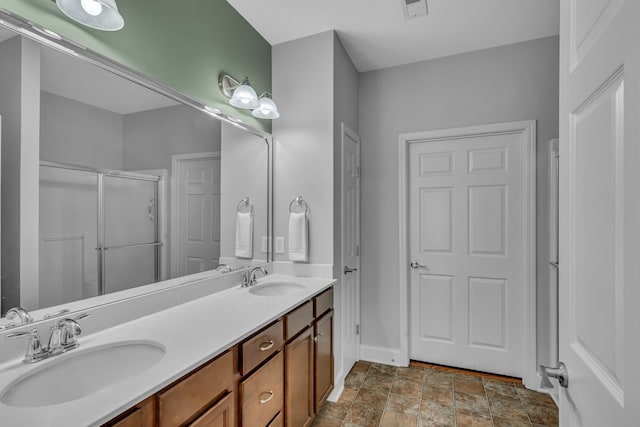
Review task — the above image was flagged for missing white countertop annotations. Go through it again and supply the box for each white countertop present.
[0,274,335,426]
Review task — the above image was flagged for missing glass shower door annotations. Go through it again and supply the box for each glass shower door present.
[39,166,99,306]
[102,174,160,294]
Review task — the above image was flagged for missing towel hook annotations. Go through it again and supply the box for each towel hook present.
[289,196,308,214]
[237,196,253,214]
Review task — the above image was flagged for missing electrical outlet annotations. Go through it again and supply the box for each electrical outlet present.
[275,236,285,254]
[261,236,268,253]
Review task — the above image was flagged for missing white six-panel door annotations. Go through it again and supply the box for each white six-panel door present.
[407,122,534,377]
[171,152,221,277]
[559,0,640,425]
[341,123,361,375]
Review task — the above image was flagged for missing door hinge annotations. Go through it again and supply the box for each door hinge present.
[356,324,360,335]
[355,166,360,177]
[355,244,360,257]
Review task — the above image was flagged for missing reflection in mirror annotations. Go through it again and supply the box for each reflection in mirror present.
[0,24,271,317]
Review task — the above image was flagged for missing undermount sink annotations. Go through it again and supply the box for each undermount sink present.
[249,282,305,296]
[1,340,165,408]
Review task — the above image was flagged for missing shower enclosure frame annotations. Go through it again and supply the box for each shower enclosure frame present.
[40,160,162,296]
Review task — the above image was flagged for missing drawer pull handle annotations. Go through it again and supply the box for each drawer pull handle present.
[259,390,274,404]
[259,340,275,351]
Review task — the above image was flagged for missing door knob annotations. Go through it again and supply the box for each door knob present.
[410,262,428,270]
[344,266,358,275]
[540,362,568,388]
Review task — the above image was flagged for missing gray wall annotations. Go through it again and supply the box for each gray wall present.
[272,31,335,266]
[358,36,559,366]
[40,91,123,170]
[220,123,269,265]
[123,104,221,172]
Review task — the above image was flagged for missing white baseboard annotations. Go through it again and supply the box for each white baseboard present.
[360,345,408,367]
[272,261,333,278]
[328,368,346,402]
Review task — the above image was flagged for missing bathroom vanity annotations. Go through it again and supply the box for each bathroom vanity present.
[0,276,334,427]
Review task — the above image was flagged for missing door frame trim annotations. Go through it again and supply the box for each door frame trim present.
[397,120,537,386]
[170,151,221,278]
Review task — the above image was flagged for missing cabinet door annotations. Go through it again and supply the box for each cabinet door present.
[106,397,156,427]
[189,392,235,427]
[285,326,314,427]
[314,310,334,411]
[241,352,284,427]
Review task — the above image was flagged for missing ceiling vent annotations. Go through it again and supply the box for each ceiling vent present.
[401,0,428,20]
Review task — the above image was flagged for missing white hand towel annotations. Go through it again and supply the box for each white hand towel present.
[235,211,253,258]
[288,211,308,262]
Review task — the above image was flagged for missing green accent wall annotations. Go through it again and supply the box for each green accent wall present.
[0,0,272,132]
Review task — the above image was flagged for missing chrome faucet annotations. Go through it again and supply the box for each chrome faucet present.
[6,307,34,325]
[4,313,88,363]
[248,266,268,286]
[5,328,48,363]
[48,318,83,355]
[215,264,232,273]
[240,266,268,287]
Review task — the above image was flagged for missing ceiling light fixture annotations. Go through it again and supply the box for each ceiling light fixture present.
[55,0,125,31]
[219,73,279,119]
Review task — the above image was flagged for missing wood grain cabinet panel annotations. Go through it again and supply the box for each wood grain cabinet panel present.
[267,412,284,427]
[188,392,234,427]
[103,396,156,427]
[242,320,284,375]
[285,301,313,340]
[313,289,333,318]
[158,351,233,427]
[285,326,314,427]
[241,352,284,427]
[314,310,334,411]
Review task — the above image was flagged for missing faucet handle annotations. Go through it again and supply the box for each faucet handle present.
[6,328,48,363]
[56,318,84,351]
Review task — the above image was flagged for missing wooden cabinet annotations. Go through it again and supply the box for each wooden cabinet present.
[267,412,284,427]
[104,397,156,427]
[314,310,334,411]
[189,392,235,427]
[241,320,284,375]
[104,285,334,427]
[285,327,315,427]
[240,351,284,427]
[158,351,233,427]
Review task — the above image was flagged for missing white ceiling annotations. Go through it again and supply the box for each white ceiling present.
[226,0,560,72]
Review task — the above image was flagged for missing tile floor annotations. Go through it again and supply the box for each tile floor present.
[311,361,558,427]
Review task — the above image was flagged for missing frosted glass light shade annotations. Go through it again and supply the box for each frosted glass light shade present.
[252,96,280,119]
[230,84,260,109]
[56,0,125,31]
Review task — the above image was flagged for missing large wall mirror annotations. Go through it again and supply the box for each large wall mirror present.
[0,18,272,318]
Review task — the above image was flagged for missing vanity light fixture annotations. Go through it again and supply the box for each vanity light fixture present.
[55,0,125,31]
[219,73,279,119]
[252,92,280,119]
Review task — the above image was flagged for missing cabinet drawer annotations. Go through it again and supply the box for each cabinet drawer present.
[267,412,283,427]
[285,301,313,340]
[313,288,333,318]
[241,351,284,427]
[242,320,283,374]
[159,351,233,427]
[188,392,234,427]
